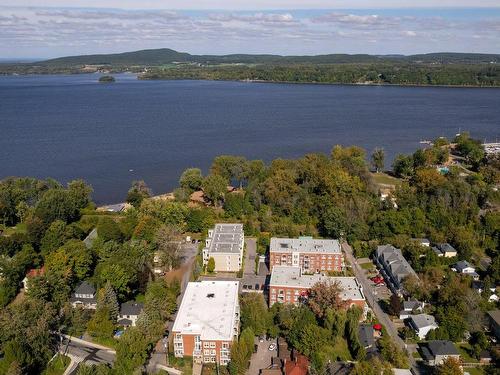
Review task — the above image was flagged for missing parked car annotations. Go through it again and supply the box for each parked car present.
[259,336,265,343]
[268,343,276,351]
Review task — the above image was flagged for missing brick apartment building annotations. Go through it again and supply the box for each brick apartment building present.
[269,266,365,309]
[172,281,240,365]
[269,236,343,273]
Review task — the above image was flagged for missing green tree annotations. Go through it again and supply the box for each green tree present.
[97,282,119,322]
[371,148,385,173]
[126,180,151,208]
[240,293,270,336]
[202,174,228,206]
[97,217,123,242]
[308,280,347,319]
[40,220,68,258]
[179,168,203,192]
[87,307,114,339]
[207,257,216,273]
[392,154,414,178]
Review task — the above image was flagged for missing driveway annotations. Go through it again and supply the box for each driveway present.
[244,238,257,276]
[342,242,420,375]
[247,337,277,375]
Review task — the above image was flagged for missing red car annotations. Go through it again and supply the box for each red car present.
[370,275,384,284]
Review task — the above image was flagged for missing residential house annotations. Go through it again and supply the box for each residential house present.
[375,245,418,295]
[83,228,98,249]
[399,299,425,320]
[358,324,375,350]
[284,352,309,375]
[432,243,457,258]
[393,370,412,375]
[269,266,365,310]
[118,302,144,327]
[202,224,244,272]
[172,281,240,365]
[413,238,430,248]
[487,310,500,340]
[420,340,460,366]
[22,267,45,291]
[451,261,479,280]
[408,314,438,339]
[70,281,97,309]
[269,236,343,273]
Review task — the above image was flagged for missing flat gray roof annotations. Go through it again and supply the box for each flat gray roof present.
[269,266,364,301]
[270,236,341,254]
[206,223,244,254]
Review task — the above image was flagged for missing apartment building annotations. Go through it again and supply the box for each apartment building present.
[172,281,240,365]
[269,236,343,273]
[375,244,418,295]
[269,266,365,309]
[202,224,244,272]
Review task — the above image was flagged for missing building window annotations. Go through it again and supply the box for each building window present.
[203,342,210,348]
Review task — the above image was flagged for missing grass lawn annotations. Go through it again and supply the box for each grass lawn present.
[371,172,402,186]
[91,336,117,349]
[458,344,479,363]
[360,262,375,270]
[168,353,193,375]
[1,222,27,236]
[465,367,485,375]
[42,355,70,375]
[0,358,10,375]
[412,351,422,359]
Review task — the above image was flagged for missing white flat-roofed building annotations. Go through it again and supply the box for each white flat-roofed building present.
[202,224,244,272]
[172,280,240,365]
[269,236,343,273]
[269,266,365,309]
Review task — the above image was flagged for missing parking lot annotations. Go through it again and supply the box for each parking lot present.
[247,337,277,375]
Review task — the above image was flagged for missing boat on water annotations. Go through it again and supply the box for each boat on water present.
[419,140,433,145]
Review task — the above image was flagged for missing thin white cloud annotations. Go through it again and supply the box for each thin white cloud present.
[2,0,500,9]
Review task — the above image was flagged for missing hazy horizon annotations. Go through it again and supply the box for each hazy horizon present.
[1,1,499,59]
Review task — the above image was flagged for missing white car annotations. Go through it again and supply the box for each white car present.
[268,343,276,351]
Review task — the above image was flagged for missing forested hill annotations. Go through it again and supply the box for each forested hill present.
[38,48,500,66]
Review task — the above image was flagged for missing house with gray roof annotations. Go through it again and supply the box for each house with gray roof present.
[375,245,418,295]
[399,299,425,320]
[419,340,460,366]
[451,260,479,280]
[408,314,438,339]
[70,281,97,309]
[358,324,375,350]
[432,243,457,258]
[118,301,144,327]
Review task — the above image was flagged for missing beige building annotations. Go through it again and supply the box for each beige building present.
[172,281,240,365]
[202,224,244,272]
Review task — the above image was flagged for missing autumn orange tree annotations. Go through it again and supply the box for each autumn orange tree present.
[307,279,347,319]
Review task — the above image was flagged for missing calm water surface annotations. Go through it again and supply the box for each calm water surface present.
[1,74,499,203]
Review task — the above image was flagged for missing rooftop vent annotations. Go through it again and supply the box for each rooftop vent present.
[207,293,215,298]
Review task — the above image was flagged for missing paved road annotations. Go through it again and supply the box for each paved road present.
[342,242,420,375]
[59,336,115,375]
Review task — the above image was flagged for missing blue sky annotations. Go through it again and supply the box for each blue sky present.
[1,1,499,59]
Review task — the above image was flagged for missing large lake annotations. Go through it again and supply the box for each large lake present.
[1,74,499,204]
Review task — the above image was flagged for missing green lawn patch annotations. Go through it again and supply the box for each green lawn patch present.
[360,262,375,270]
[168,353,193,375]
[1,222,27,236]
[90,336,118,349]
[371,172,402,186]
[42,355,70,375]
[464,367,485,375]
[458,344,479,363]
[0,358,11,375]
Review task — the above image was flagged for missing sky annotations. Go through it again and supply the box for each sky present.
[1,1,500,59]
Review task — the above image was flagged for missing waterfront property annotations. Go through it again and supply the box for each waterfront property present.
[269,236,343,273]
[70,281,97,309]
[268,266,365,309]
[375,245,417,295]
[172,280,240,365]
[431,243,457,258]
[202,224,244,272]
[451,260,480,280]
